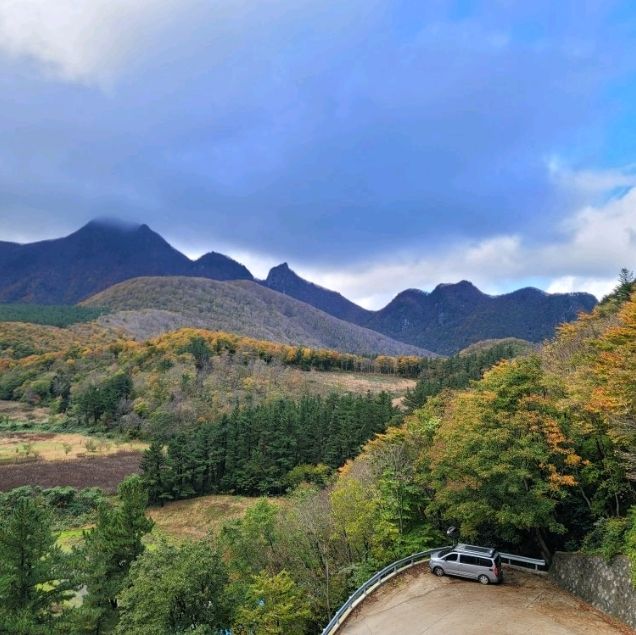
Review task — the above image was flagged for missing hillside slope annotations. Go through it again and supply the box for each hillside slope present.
[84,277,435,357]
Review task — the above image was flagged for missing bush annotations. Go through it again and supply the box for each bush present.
[0,485,106,530]
[626,507,636,586]
[582,517,629,561]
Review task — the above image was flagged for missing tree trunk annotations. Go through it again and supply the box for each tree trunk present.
[533,527,552,566]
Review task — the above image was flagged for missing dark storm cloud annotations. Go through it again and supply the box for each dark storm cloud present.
[0,0,634,270]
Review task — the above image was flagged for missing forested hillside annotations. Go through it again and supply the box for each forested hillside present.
[404,338,534,409]
[82,276,434,356]
[0,326,421,431]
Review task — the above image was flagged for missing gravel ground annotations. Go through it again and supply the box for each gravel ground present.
[339,564,634,635]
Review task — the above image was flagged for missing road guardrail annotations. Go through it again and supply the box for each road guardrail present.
[321,546,451,635]
[322,547,546,634]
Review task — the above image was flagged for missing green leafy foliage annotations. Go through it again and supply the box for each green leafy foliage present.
[404,339,531,410]
[78,476,154,631]
[0,486,106,530]
[116,540,231,635]
[74,372,133,426]
[233,570,311,635]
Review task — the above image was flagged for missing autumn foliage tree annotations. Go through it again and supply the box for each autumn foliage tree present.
[429,357,581,562]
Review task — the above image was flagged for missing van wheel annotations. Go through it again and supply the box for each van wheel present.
[433,567,445,577]
[478,575,490,585]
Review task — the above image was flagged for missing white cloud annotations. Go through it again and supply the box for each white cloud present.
[0,0,184,86]
[301,185,636,308]
[548,157,636,195]
[546,276,615,299]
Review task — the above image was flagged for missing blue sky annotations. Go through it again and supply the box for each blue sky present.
[1,0,635,308]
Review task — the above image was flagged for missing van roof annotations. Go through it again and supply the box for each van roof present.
[454,543,497,557]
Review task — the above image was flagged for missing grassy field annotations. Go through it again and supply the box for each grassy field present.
[0,431,146,492]
[0,431,146,462]
[57,526,89,552]
[55,495,269,555]
[0,399,52,424]
[304,371,415,395]
[148,494,272,541]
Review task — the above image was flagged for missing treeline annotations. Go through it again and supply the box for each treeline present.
[141,392,398,501]
[157,330,430,376]
[404,339,531,409]
[0,304,108,327]
[0,327,413,436]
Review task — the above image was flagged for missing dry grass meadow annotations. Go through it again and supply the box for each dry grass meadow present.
[148,494,276,541]
[0,431,146,462]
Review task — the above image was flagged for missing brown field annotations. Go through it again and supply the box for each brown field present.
[0,431,147,462]
[149,494,276,540]
[306,371,416,395]
[0,451,142,492]
[0,399,52,423]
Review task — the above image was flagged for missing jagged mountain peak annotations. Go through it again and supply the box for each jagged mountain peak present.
[264,262,371,325]
[431,279,484,296]
[0,218,253,304]
[77,217,144,234]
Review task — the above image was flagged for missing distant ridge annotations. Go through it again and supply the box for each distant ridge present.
[364,280,597,355]
[0,219,598,354]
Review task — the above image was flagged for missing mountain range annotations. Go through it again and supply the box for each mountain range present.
[0,219,252,305]
[0,219,598,354]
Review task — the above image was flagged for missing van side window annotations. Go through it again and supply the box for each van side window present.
[444,553,458,561]
[478,557,492,567]
[459,555,479,565]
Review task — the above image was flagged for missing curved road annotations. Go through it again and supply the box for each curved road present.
[339,565,633,635]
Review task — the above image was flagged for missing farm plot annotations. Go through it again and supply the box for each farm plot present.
[0,450,142,492]
[0,432,146,492]
[0,431,146,462]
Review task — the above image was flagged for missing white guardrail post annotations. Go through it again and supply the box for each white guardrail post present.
[321,548,546,635]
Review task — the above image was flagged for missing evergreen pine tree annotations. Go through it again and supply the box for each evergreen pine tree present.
[0,497,75,634]
[79,476,154,632]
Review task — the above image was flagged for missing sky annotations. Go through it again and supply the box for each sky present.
[1,1,636,309]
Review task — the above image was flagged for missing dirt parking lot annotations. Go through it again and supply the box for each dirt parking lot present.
[340,565,634,635]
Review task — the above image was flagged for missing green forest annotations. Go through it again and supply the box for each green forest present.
[1,275,635,633]
[0,304,108,328]
[141,392,397,500]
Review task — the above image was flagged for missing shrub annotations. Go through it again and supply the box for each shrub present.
[582,517,629,561]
